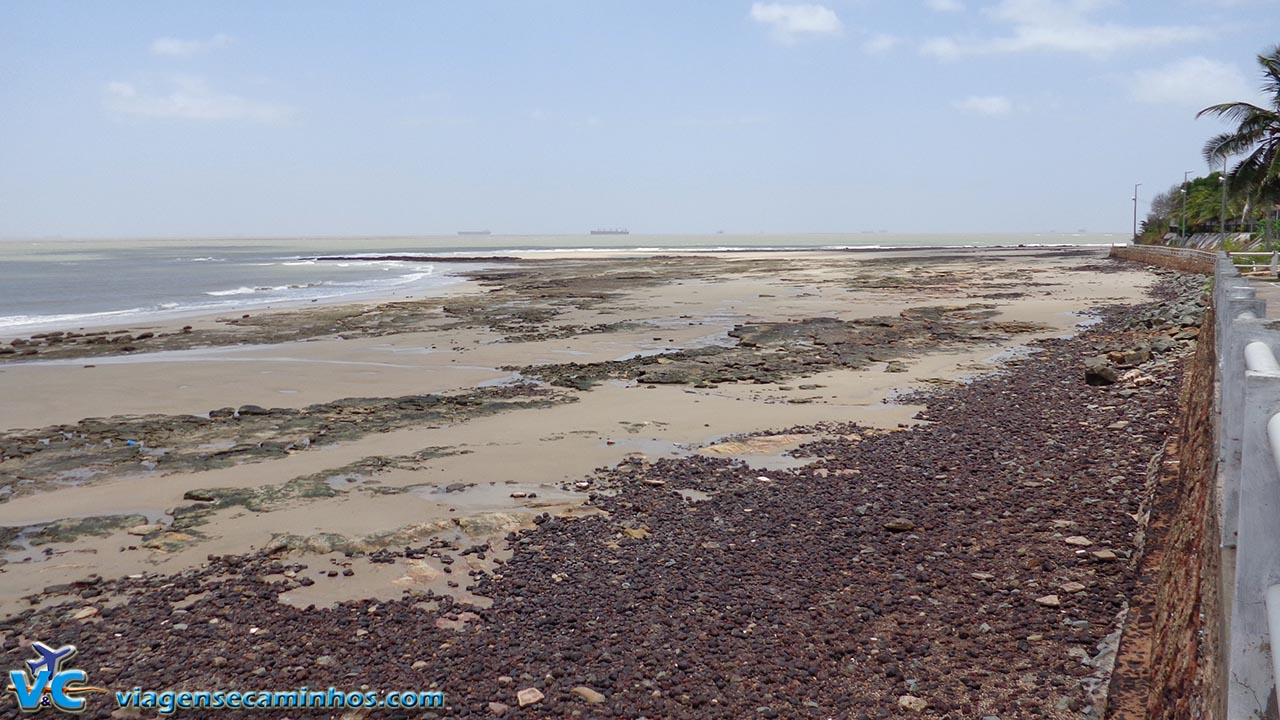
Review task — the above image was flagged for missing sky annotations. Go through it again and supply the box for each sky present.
[1,0,1277,238]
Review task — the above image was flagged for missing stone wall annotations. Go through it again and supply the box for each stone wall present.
[1109,246,1215,275]
[1105,305,1223,719]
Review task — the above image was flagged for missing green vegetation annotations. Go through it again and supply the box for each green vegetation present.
[1140,45,1280,247]
[1138,172,1246,242]
[1200,46,1280,223]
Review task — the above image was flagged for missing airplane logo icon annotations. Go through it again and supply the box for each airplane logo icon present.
[7,640,107,714]
[26,643,77,678]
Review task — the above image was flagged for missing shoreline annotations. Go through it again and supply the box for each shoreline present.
[306,241,1125,260]
[1,246,1151,585]
[2,245,1118,342]
[0,262,1206,717]
[0,263,490,338]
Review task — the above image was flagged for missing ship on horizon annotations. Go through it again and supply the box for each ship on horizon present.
[457,230,492,236]
[589,228,629,235]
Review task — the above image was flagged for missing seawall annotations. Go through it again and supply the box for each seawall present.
[1105,302,1222,718]
[1103,245,1280,719]
[1110,245,1216,275]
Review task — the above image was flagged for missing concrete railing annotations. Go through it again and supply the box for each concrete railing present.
[1215,252,1280,718]
[1228,251,1280,278]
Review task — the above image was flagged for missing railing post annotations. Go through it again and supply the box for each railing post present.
[1224,329,1272,548]
[1230,286,1263,318]
[1227,337,1280,717]
[1271,251,1278,277]
[1217,253,1245,357]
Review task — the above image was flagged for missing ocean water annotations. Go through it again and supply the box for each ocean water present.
[0,233,1121,334]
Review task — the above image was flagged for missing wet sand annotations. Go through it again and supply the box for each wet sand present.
[0,246,1217,720]
[0,248,1151,620]
[0,253,1210,719]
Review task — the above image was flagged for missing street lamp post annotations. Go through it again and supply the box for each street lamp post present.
[1182,170,1192,238]
[1220,157,1228,238]
[1133,183,1142,241]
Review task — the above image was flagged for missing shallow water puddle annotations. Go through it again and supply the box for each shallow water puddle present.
[602,437,691,458]
[696,433,816,471]
[408,480,581,513]
[677,488,712,502]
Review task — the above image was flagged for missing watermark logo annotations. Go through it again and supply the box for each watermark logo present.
[6,642,107,714]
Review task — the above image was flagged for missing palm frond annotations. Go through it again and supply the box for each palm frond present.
[1231,150,1268,193]
[1196,101,1271,124]
[1258,45,1280,111]
[1204,131,1266,164]
[1198,46,1280,206]
[1226,143,1280,205]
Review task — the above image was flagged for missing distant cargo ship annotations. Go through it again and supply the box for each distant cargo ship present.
[457,230,492,236]
[590,228,629,235]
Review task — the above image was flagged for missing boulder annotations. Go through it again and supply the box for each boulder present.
[126,524,163,536]
[571,687,607,704]
[1107,345,1150,367]
[1084,356,1119,386]
[898,695,928,712]
[516,688,544,707]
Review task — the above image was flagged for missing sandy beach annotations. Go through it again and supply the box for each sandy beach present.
[0,246,1200,717]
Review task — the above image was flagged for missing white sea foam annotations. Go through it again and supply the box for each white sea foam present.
[0,308,149,331]
[0,265,462,334]
[205,286,260,296]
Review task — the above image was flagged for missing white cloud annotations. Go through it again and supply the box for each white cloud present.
[921,0,1202,59]
[104,77,292,124]
[398,113,470,129]
[749,3,843,43]
[863,33,900,54]
[953,94,1013,116]
[921,38,963,58]
[673,113,771,128]
[925,0,965,12]
[1131,56,1255,107]
[150,34,233,58]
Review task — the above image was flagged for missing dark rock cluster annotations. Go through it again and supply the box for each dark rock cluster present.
[1081,271,1206,386]
[0,383,568,500]
[520,306,1047,390]
[0,327,179,358]
[1116,270,1207,332]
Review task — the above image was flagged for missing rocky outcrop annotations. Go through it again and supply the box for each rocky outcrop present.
[520,306,1048,389]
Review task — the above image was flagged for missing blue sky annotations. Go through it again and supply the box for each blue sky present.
[1,0,1276,237]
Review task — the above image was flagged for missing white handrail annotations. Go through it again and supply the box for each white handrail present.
[1126,245,1215,256]
[1246,342,1280,374]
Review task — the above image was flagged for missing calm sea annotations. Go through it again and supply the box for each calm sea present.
[0,233,1121,333]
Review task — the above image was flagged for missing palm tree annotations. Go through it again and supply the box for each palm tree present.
[1197,45,1280,236]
